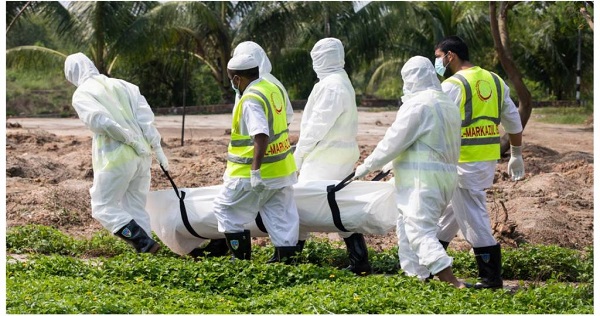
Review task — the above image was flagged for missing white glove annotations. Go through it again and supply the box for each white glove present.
[508,145,525,181]
[382,161,394,173]
[250,169,266,192]
[154,147,169,171]
[354,164,369,179]
[129,139,151,157]
[294,155,303,172]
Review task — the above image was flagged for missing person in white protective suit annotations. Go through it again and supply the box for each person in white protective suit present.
[294,37,371,276]
[433,36,525,289]
[354,56,465,288]
[212,54,300,263]
[189,41,297,260]
[64,52,169,254]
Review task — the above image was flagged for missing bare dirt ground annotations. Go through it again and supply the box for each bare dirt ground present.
[5,110,594,254]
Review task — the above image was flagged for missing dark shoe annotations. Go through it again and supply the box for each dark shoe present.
[343,233,373,276]
[189,238,230,258]
[225,230,251,260]
[274,246,301,265]
[266,247,279,263]
[115,219,160,254]
[473,243,503,289]
[267,240,305,264]
[439,239,450,251]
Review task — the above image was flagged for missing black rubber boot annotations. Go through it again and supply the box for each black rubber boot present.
[115,219,160,254]
[439,240,450,251]
[296,239,306,254]
[343,233,373,276]
[267,240,305,264]
[224,230,251,260]
[189,238,230,258]
[472,243,503,289]
[274,246,301,265]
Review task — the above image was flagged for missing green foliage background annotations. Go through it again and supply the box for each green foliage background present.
[6,225,594,314]
[5,1,594,116]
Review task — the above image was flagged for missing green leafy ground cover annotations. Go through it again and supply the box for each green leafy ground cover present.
[6,225,593,314]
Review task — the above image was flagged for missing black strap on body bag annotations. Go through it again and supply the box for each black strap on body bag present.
[160,165,208,239]
[327,170,391,232]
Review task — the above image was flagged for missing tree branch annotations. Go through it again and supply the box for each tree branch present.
[580,7,594,31]
[6,1,32,35]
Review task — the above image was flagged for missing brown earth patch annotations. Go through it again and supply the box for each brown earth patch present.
[5,113,594,254]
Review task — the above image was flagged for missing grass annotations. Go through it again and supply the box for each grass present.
[5,225,594,314]
[532,106,593,125]
[6,69,76,117]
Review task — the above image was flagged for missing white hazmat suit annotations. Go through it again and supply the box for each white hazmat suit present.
[212,54,299,250]
[293,38,372,275]
[64,53,168,237]
[295,38,359,241]
[356,56,462,279]
[294,38,359,182]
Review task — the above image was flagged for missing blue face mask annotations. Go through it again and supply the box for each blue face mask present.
[434,52,449,77]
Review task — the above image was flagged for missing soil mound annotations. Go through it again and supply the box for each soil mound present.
[5,117,593,252]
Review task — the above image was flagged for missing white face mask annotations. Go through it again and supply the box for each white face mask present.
[230,77,240,95]
[434,52,449,77]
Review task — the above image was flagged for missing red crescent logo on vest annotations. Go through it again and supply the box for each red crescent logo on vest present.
[271,92,283,114]
[476,79,493,102]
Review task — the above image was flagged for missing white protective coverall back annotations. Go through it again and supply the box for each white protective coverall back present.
[232,41,294,126]
[361,56,462,278]
[64,53,163,236]
[294,38,359,182]
[294,38,359,240]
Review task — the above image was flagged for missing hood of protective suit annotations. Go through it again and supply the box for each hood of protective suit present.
[65,53,100,87]
[233,41,272,76]
[401,56,442,101]
[310,38,345,80]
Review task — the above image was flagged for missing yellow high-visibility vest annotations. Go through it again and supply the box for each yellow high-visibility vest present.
[226,79,296,178]
[445,67,505,163]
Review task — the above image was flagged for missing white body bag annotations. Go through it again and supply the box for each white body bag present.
[146,171,398,256]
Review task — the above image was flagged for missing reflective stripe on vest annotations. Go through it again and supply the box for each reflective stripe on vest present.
[226,80,296,178]
[447,69,504,162]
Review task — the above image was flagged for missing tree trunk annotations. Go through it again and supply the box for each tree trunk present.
[490,1,532,154]
[580,6,594,31]
[93,3,107,75]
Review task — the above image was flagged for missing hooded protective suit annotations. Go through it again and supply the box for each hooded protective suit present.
[358,56,462,278]
[294,38,359,182]
[64,52,167,236]
[232,41,294,126]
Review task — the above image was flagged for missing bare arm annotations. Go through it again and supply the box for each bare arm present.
[252,133,269,170]
[509,132,522,147]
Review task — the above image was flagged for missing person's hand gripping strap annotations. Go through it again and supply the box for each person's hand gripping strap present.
[154,147,169,171]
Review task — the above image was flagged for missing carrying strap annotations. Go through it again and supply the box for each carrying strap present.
[327,170,391,232]
[160,165,208,239]
[326,172,356,232]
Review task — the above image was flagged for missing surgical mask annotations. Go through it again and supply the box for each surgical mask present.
[434,53,449,77]
[230,77,240,95]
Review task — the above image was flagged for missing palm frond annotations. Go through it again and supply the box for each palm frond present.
[6,46,67,71]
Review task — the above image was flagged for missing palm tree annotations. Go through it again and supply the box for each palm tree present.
[233,1,399,99]
[365,1,491,97]
[7,1,159,75]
